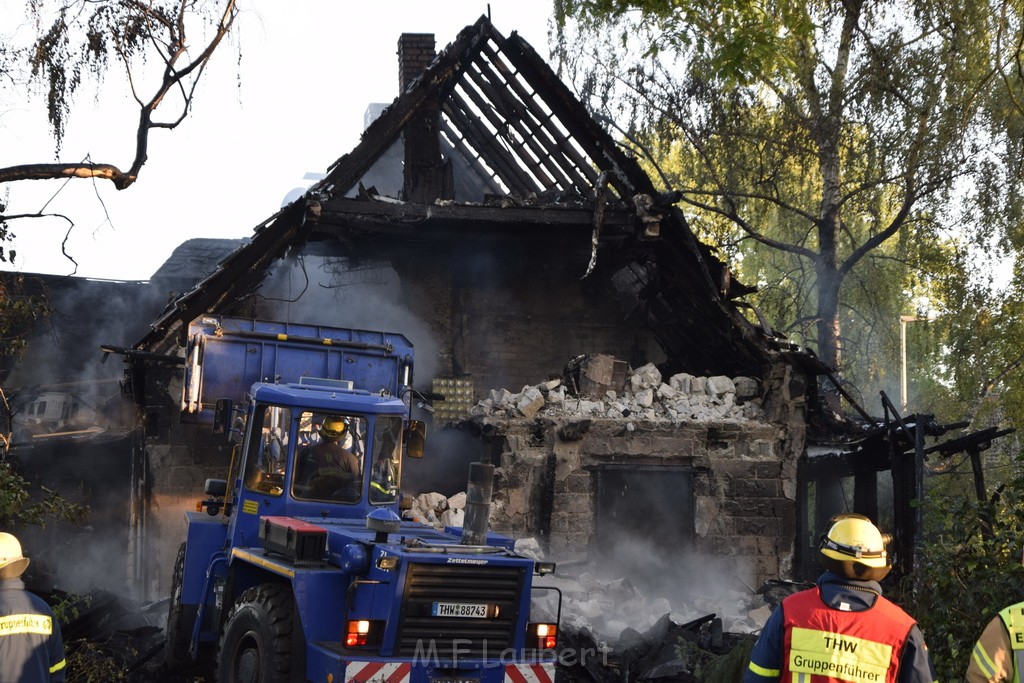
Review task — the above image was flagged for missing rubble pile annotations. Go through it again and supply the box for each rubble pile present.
[468,358,763,424]
[33,586,173,682]
[515,544,779,636]
[534,563,804,681]
[403,490,467,528]
[557,611,757,683]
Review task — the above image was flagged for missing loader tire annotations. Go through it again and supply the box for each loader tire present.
[217,583,296,683]
[165,542,196,670]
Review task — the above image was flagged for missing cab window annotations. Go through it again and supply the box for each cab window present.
[369,416,402,504]
[242,405,291,497]
[293,412,367,504]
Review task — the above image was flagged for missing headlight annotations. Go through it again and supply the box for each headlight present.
[377,555,399,570]
[534,561,556,575]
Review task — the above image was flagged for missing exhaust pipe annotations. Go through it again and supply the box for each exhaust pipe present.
[461,462,495,545]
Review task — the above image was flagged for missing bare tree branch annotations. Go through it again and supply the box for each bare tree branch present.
[0,0,238,192]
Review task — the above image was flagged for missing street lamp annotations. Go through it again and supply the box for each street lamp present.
[900,315,922,411]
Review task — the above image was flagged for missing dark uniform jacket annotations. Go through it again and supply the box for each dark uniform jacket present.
[0,578,65,682]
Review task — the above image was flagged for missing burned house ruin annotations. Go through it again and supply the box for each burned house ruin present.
[1,15,1004,623]
[112,15,809,602]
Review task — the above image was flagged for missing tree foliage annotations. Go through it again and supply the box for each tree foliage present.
[0,458,87,529]
[0,0,238,191]
[556,0,1024,397]
[897,472,1024,680]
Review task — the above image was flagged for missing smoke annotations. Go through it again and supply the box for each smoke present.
[6,278,164,446]
[404,427,481,496]
[258,251,442,384]
[550,532,760,642]
[2,275,169,600]
[257,250,486,495]
[11,433,138,597]
[543,462,763,641]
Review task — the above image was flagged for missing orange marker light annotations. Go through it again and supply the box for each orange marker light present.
[345,620,371,647]
[529,623,557,650]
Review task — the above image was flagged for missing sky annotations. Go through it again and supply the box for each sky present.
[0,1,557,281]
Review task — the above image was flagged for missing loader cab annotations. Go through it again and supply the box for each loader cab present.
[221,389,412,549]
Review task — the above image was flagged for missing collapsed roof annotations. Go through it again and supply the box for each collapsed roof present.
[134,15,774,377]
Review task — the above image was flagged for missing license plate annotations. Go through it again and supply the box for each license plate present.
[431,601,488,618]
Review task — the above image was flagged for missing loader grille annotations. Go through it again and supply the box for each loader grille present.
[394,562,525,659]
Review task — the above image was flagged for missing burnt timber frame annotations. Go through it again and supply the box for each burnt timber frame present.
[131,15,771,380]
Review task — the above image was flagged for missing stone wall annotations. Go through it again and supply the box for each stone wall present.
[480,360,808,588]
[145,420,235,599]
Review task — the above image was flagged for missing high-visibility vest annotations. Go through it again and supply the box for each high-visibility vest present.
[781,586,915,683]
[998,601,1024,683]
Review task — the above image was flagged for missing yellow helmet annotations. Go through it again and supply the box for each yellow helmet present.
[0,532,30,580]
[319,417,346,440]
[818,514,892,582]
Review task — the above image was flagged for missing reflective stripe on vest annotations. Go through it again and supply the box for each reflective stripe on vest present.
[998,602,1024,683]
[782,586,914,683]
[0,614,52,636]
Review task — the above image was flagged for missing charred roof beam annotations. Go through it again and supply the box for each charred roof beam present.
[463,60,591,195]
[136,204,307,353]
[315,198,637,238]
[499,34,642,201]
[438,118,507,196]
[480,41,601,189]
[443,93,541,196]
[451,74,558,190]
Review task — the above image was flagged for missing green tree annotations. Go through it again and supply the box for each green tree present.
[899,472,1024,680]
[556,0,1024,392]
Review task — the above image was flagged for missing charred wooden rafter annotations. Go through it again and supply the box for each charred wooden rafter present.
[443,91,540,195]
[462,61,590,194]
[315,198,636,239]
[457,67,558,188]
[131,13,773,380]
[439,118,506,195]
[479,41,601,188]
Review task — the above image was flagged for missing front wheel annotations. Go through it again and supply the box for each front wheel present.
[164,542,195,670]
[216,584,296,683]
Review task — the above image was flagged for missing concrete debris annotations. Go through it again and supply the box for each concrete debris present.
[630,363,663,392]
[514,537,544,560]
[514,385,546,418]
[705,375,735,397]
[403,490,468,527]
[570,354,629,399]
[470,358,763,424]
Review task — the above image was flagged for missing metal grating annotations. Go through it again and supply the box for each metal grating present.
[394,562,525,658]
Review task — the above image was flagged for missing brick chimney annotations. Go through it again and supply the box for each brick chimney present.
[398,33,450,202]
[399,33,435,91]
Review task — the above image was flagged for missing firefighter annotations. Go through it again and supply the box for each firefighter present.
[743,514,937,683]
[297,416,361,499]
[0,532,65,683]
[369,452,398,503]
[964,549,1024,682]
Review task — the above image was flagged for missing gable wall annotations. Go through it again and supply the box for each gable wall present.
[383,238,656,399]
